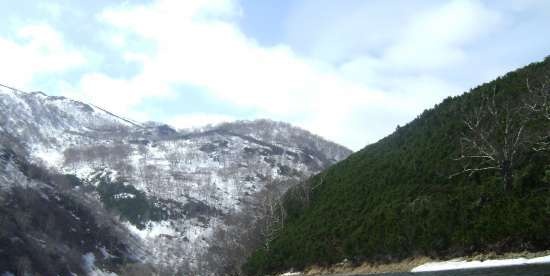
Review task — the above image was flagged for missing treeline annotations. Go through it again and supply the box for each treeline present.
[243,57,550,275]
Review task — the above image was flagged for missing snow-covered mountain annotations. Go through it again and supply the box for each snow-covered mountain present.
[0,84,351,275]
[0,141,147,275]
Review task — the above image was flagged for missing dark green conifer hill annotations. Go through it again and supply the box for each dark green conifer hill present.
[244,57,550,275]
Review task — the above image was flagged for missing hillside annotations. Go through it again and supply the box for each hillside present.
[0,84,351,275]
[243,57,550,275]
[0,142,150,275]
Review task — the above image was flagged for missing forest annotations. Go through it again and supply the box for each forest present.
[243,57,550,275]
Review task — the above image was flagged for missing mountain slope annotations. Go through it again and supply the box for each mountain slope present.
[243,57,550,275]
[0,84,351,275]
[0,144,148,275]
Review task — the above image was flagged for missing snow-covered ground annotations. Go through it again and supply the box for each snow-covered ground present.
[411,254,550,272]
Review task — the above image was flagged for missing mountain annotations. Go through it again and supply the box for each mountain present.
[0,141,149,275]
[243,57,550,275]
[0,84,351,275]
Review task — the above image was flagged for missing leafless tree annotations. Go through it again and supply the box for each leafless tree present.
[63,147,82,170]
[166,151,183,172]
[137,144,150,161]
[452,86,530,190]
[109,143,131,163]
[526,77,550,151]
[526,77,550,119]
[255,181,287,249]
[16,256,32,276]
[143,164,158,190]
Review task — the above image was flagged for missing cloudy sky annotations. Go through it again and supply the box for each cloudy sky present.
[0,0,549,150]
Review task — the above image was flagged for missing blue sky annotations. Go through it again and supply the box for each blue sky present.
[0,0,549,150]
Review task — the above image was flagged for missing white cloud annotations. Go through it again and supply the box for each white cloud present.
[58,72,175,120]
[100,0,501,149]
[383,0,502,71]
[37,2,64,18]
[92,0,402,149]
[22,0,544,151]
[0,24,86,88]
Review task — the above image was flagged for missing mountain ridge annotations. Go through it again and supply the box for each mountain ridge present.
[0,83,351,275]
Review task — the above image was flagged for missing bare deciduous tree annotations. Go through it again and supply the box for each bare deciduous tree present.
[526,77,550,151]
[526,77,550,119]
[255,180,287,249]
[453,86,530,190]
[63,147,82,170]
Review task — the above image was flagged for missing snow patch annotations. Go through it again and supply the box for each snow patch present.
[411,254,550,272]
[279,272,302,276]
[82,252,118,276]
[99,246,117,260]
[124,221,177,240]
[34,148,63,168]
[113,193,135,199]
[82,252,96,273]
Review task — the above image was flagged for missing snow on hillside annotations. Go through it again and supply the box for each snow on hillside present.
[0,85,352,275]
[0,84,135,166]
[0,145,142,275]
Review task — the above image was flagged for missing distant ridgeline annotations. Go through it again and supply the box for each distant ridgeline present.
[243,57,550,275]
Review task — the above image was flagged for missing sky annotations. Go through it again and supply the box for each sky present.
[0,0,549,151]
